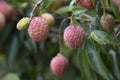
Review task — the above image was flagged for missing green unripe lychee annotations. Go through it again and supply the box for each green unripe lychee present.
[17,17,30,30]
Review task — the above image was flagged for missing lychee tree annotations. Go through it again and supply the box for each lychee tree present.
[0,0,120,80]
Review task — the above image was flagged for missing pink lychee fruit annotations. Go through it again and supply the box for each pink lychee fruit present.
[77,0,95,10]
[28,17,49,42]
[50,54,68,76]
[64,25,86,49]
[0,12,5,31]
[0,1,13,19]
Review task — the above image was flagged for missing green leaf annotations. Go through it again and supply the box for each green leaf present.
[0,22,15,44]
[69,0,76,11]
[55,6,86,14]
[3,73,20,80]
[77,41,94,80]
[42,0,53,9]
[71,16,81,26]
[86,44,113,80]
[90,30,118,46]
[109,50,120,80]
[110,0,120,22]
[73,10,87,15]
[8,35,20,68]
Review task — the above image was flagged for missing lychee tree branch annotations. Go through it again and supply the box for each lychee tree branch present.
[59,18,68,54]
[100,0,106,15]
[115,30,120,38]
[30,0,44,18]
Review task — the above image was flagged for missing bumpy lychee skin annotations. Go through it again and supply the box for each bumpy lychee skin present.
[50,54,68,76]
[0,12,5,31]
[64,25,86,49]
[41,13,55,27]
[77,0,95,10]
[0,1,13,19]
[101,14,115,32]
[28,17,49,42]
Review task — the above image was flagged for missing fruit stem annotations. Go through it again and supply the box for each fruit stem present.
[59,18,68,54]
[70,14,74,24]
[100,0,106,15]
[30,0,44,18]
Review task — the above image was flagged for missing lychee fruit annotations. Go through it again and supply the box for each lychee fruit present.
[112,0,120,6]
[28,17,49,42]
[0,1,13,19]
[77,0,95,10]
[17,17,30,30]
[49,0,69,11]
[63,25,86,49]
[50,53,68,76]
[100,14,115,32]
[0,12,5,31]
[41,13,55,27]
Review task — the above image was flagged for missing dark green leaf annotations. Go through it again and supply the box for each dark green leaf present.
[86,44,113,80]
[109,50,120,80]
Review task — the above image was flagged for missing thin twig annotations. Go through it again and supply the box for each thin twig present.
[30,0,44,18]
[30,0,68,19]
[115,31,120,38]
[59,18,68,54]
[100,0,106,15]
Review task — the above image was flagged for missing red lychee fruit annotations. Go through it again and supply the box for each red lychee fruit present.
[100,14,115,32]
[0,1,13,19]
[0,12,5,31]
[50,54,68,76]
[64,25,86,49]
[28,17,49,42]
[77,0,95,10]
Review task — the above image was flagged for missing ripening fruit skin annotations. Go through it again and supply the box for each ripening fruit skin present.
[17,17,30,30]
[0,1,13,19]
[49,0,69,10]
[41,13,54,27]
[0,13,5,31]
[112,0,120,12]
[28,17,49,42]
[50,54,68,76]
[112,0,120,6]
[64,25,86,49]
[101,14,115,32]
[77,0,95,10]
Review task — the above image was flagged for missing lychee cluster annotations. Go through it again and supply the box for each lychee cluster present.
[77,0,95,10]
[100,14,115,32]
[17,15,50,42]
[0,1,13,31]
[16,0,87,76]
